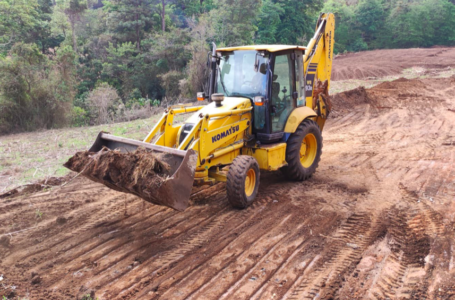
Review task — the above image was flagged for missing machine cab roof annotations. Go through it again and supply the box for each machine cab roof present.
[216,45,307,53]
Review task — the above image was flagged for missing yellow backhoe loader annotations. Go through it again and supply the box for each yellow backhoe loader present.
[64,13,335,211]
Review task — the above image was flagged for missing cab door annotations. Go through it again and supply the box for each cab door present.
[270,51,296,133]
[255,50,304,143]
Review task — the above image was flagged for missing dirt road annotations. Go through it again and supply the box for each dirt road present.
[1,76,455,299]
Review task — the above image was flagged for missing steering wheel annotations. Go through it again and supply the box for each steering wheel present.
[274,100,286,115]
[282,94,291,103]
[275,94,292,115]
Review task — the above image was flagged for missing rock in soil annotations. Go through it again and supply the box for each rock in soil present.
[31,273,41,284]
[0,235,10,247]
[56,216,67,225]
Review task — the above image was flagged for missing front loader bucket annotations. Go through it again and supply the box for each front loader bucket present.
[64,132,197,211]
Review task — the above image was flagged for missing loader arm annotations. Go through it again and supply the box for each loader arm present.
[303,13,335,130]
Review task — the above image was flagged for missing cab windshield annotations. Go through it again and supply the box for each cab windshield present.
[216,50,269,98]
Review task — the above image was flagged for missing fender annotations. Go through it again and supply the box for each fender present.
[284,106,317,133]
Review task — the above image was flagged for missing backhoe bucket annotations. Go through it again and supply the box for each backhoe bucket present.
[64,132,197,211]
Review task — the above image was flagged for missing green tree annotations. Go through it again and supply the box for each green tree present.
[274,0,323,44]
[255,0,285,44]
[0,0,51,52]
[0,43,76,133]
[210,0,261,46]
[183,15,214,96]
[104,0,155,50]
[355,0,385,46]
[53,0,87,52]
[323,0,357,53]
[30,0,59,53]
[171,0,215,19]
[387,0,455,48]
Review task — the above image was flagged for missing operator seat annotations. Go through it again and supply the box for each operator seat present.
[272,81,280,103]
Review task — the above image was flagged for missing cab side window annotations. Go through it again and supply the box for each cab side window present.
[271,53,295,132]
[295,51,305,106]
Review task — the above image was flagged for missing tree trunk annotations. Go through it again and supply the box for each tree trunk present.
[70,18,77,52]
[161,0,165,33]
[136,13,140,50]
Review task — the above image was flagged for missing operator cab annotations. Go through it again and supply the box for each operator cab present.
[213,45,306,143]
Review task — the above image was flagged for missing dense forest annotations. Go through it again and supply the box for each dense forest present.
[1,0,455,133]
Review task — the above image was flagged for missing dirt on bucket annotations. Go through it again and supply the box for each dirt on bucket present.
[64,147,171,204]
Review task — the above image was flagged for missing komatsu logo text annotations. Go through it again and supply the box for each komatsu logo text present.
[212,125,240,143]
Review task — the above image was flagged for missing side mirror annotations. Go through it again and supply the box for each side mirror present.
[254,52,266,72]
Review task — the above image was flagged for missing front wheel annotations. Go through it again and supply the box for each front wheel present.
[226,156,260,209]
[281,119,322,181]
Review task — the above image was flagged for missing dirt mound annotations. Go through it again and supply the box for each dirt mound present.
[0,174,73,199]
[331,77,454,113]
[332,47,455,80]
[331,86,370,108]
[64,147,170,205]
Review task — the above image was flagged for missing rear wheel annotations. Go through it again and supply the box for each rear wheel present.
[226,156,260,209]
[282,119,322,181]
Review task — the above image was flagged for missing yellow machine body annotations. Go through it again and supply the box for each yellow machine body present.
[141,13,335,185]
[73,13,335,211]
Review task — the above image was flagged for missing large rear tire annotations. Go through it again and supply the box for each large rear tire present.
[226,156,260,209]
[282,119,322,181]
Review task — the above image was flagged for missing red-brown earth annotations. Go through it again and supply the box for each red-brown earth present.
[1,53,455,300]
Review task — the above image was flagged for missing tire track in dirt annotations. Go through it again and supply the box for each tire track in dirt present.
[11,194,143,261]
[28,183,226,277]
[129,186,298,299]
[104,184,290,299]
[49,188,229,290]
[283,213,385,300]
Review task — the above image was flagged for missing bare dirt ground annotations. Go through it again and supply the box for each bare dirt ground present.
[332,46,455,80]
[2,62,455,299]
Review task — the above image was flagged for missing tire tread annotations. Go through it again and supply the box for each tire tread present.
[226,155,260,209]
[282,119,323,181]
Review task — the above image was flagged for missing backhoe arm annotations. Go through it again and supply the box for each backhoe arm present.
[303,13,335,130]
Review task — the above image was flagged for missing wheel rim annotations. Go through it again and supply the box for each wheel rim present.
[244,168,256,197]
[300,133,317,168]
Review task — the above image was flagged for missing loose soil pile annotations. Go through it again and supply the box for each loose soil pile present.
[64,147,170,206]
[0,174,72,199]
[1,72,455,299]
[332,46,455,80]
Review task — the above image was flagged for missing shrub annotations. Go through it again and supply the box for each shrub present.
[151,99,160,107]
[350,38,368,52]
[125,97,150,110]
[72,106,89,127]
[159,70,185,101]
[0,43,76,134]
[87,82,122,125]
